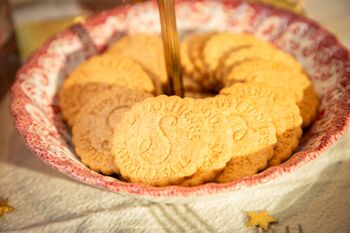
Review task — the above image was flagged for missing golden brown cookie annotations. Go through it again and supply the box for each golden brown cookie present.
[203,33,270,76]
[220,83,297,104]
[216,44,302,81]
[180,33,216,90]
[183,75,203,93]
[223,59,317,127]
[189,33,217,89]
[60,82,111,127]
[298,85,319,128]
[184,91,213,99]
[215,148,273,183]
[268,106,303,166]
[210,95,277,158]
[108,34,166,94]
[209,95,277,183]
[112,96,209,186]
[267,104,302,165]
[190,33,215,77]
[60,54,154,126]
[181,101,233,186]
[180,34,203,81]
[220,83,302,167]
[72,87,152,175]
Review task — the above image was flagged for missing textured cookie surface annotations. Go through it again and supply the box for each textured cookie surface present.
[215,148,272,183]
[181,33,216,90]
[221,83,302,167]
[298,85,319,128]
[203,33,270,75]
[210,95,277,183]
[72,87,152,175]
[220,83,296,104]
[184,91,213,99]
[210,95,277,158]
[223,59,316,127]
[181,101,233,186]
[216,103,303,182]
[268,105,303,166]
[180,34,203,81]
[60,54,154,126]
[183,75,203,93]
[189,33,216,89]
[108,34,166,94]
[112,96,210,186]
[190,33,215,77]
[216,44,302,81]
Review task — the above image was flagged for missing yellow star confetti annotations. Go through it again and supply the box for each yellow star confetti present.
[246,210,278,231]
[0,199,14,218]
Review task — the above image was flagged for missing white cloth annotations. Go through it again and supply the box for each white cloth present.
[2,0,350,232]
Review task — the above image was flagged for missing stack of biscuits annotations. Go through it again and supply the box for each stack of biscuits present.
[59,33,319,187]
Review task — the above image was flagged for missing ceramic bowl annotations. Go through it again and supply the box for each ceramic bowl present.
[10,0,350,203]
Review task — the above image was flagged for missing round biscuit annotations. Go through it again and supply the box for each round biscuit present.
[211,95,277,183]
[220,83,302,166]
[210,95,277,158]
[184,91,213,99]
[108,34,166,94]
[223,59,316,127]
[72,87,152,175]
[189,33,217,90]
[266,104,303,166]
[216,102,303,183]
[183,75,203,93]
[112,96,210,186]
[203,33,270,76]
[220,83,297,104]
[298,85,319,128]
[181,101,233,186]
[180,34,203,81]
[60,54,154,126]
[216,44,302,81]
[215,148,272,183]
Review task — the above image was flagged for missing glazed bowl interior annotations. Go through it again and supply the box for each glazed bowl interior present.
[10,0,350,202]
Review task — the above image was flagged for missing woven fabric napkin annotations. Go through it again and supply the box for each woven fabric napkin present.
[1,94,350,233]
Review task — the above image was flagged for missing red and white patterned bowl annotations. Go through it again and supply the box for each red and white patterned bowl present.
[10,0,350,203]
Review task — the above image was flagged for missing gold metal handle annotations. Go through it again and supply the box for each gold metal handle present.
[157,0,184,97]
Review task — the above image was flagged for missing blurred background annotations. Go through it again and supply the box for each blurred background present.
[0,0,349,100]
[6,0,307,61]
